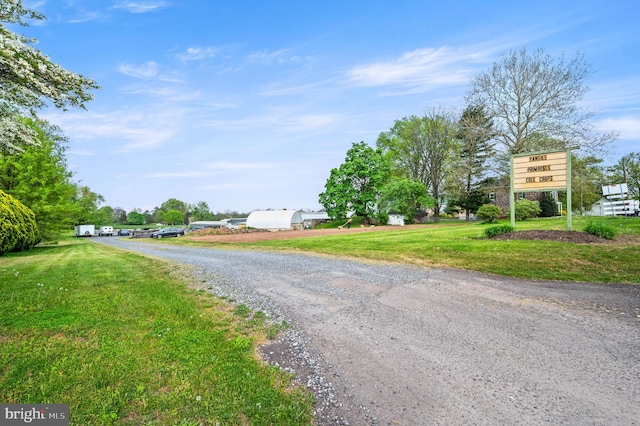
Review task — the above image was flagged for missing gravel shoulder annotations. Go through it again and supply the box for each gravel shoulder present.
[94,237,640,425]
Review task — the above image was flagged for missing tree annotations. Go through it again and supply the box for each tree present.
[377,108,459,222]
[319,141,390,221]
[163,209,183,225]
[451,188,491,219]
[454,105,495,220]
[127,211,145,225]
[189,201,214,221]
[160,198,188,213]
[539,193,558,217]
[572,155,606,214]
[0,118,78,240]
[467,48,615,156]
[377,177,433,223]
[113,207,127,224]
[0,0,98,152]
[72,185,104,225]
[608,153,640,200]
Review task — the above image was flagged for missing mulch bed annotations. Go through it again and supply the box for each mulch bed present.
[490,230,606,244]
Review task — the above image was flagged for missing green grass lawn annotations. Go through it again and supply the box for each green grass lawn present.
[0,239,313,425]
[180,216,640,284]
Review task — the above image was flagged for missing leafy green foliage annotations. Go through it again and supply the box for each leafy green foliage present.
[127,211,145,225]
[539,193,558,217]
[377,177,433,222]
[377,110,459,221]
[72,185,104,225]
[608,152,640,200]
[0,189,39,254]
[163,209,184,225]
[483,224,514,237]
[0,118,79,240]
[512,199,541,221]
[476,204,502,223]
[583,220,616,239]
[319,141,390,220]
[189,201,214,221]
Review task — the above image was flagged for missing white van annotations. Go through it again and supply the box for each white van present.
[98,226,114,236]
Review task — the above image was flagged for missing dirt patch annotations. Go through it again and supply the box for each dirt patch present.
[189,225,395,243]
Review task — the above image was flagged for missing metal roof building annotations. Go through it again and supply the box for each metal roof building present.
[246,210,304,231]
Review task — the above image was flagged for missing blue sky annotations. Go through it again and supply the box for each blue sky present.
[20,0,640,213]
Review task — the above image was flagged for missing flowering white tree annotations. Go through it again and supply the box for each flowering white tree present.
[0,0,98,152]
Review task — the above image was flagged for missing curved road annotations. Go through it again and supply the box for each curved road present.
[94,238,640,425]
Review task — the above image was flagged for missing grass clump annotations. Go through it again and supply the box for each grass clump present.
[583,220,617,240]
[483,224,514,238]
[0,239,313,425]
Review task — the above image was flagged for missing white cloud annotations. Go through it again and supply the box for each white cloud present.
[346,46,490,91]
[43,109,184,152]
[119,61,160,79]
[110,1,168,14]
[176,46,219,62]
[248,49,309,65]
[202,112,340,133]
[596,116,640,140]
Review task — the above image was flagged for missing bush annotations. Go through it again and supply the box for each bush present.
[476,204,502,223]
[583,221,616,240]
[539,193,558,217]
[0,190,40,255]
[484,224,514,238]
[512,199,541,221]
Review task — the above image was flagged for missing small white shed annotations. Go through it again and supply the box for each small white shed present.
[387,214,405,226]
[246,210,304,231]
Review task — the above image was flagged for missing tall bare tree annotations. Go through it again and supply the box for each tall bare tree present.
[466,48,615,156]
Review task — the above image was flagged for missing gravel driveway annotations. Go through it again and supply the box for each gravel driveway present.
[94,238,640,425]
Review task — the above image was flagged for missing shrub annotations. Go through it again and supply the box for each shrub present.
[539,193,558,217]
[512,199,541,221]
[583,220,616,240]
[484,224,514,238]
[476,204,502,223]
[0,190,40,255]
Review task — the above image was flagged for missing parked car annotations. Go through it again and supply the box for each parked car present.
[118,229,131,236]
[150,227,184,238]
[98,226,114,236]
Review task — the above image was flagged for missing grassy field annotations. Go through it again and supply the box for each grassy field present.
[181,216,640,284]
[0,239,313,425]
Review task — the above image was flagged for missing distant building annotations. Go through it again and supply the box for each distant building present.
[300,211,330,229]
[387,214,405,226]
[246,210,304,231]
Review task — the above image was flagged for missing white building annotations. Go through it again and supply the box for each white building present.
[246,210,304,231]
[300,211,330,229]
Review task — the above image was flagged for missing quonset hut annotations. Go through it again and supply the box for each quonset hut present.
[246,210,304,231]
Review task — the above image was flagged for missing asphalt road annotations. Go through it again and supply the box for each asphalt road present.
[94,238,640,425]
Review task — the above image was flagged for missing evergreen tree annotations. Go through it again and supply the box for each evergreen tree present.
[455,105,495,220]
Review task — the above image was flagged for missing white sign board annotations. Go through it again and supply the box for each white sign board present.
[512,151,568,191]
